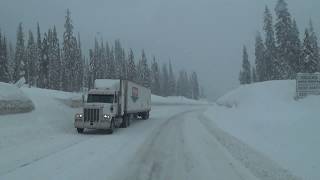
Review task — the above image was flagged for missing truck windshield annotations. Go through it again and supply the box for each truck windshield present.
[87,94,114,103]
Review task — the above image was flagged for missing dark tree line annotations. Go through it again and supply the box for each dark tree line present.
[0,9,201,100]
[240,0,320,84]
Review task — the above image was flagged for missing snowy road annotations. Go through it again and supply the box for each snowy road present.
[0,88,300,180]
[0,105,256,180]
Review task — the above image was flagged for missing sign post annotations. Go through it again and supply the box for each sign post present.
[296,73,320,98]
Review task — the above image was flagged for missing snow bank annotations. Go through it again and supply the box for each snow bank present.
[0,82,34,115]
[206,80,320,180]
[152,95,208,105]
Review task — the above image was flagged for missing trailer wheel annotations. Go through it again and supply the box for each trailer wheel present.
[121,115,129,128]
[77,128,84,133]
[109,120,115,134]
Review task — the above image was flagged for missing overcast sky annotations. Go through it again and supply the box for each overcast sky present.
[0,0,319,99]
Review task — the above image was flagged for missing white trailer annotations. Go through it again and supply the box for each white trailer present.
[74,79,151,134]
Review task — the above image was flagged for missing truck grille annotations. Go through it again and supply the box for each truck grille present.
[84,108,101,122]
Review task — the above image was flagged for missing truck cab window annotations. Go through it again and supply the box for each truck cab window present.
[87,94,114,103]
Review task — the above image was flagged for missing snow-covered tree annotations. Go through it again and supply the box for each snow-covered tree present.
[275,0,294,79]
[0,32,10,83]
[290,19,302,76]
[38,32,49,88]
[301,26,319,73]
[239,46,251,84]
[263,6,278,80]
[127,49,136,82]
[26,30,38,86]
[62,9,80,92]
[168,60,176,96]
[252,67,257,83]
[137,50,150,88]
[255,32,266,82]
[48,26,61,90]
[190,72,200,100]
[151,57,161,95]
[13,23,25,82]
[160,63,169,96]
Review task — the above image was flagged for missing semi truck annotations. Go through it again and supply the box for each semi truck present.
[74,79,151,134]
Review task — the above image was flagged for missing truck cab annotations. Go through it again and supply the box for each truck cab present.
[74,79,151,134]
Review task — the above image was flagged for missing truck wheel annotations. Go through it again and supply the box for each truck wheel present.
[122,115,129,128]
[77,128,84,133]
[109,120,115,134]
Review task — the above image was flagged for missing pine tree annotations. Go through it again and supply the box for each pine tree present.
[160,63,169,96]
[239,46,251,84]
[190,72,200,100]
[62,9,79,92]
[35,23,42,86]
[8,42,15,82]
[75,33,84,91]
[0,33,10,83]
[38,32,49,88]
[114,40,122,79]
[26,30,37,86]
[255,32,266,82]
[275,0,294,79]
[168,60,176,96]
[290,19,302,76]
[301,28,319,73]
[263,6,278,80]
[127,49,136,82]
[151,57,161,95]
[13,23,25,82]
[138,50,150,88]
[48,26,61,90]
[252,67,257,83]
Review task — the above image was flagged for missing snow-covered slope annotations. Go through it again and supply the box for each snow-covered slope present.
[206,80,320,180]
[0,82,34,114]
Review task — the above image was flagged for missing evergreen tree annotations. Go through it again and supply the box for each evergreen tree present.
[239,46,251,84]
[38,32,49,88]
[0,33,10,82]
[252,67,257,83]
[138,50,151,88]
[275,0,294,79]
[35,23,42,86]
[26,30,37,86]
[263,6,278,80]
[160,63,169,96]
[8,42,15,82]
[301,28,318,73]
[190,72,200,100]
[290,19,302,76]
[75,33,84,91]
[151,57,161,95]
[48,27,61,90]
[127,49,136,82]
[255,32,266,82]
[114,40,122,79]
[168,60,176,96]
[62,9,79,92]
[13,23,25,82]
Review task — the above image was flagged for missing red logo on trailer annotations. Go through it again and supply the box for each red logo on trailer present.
[131,87,139,102]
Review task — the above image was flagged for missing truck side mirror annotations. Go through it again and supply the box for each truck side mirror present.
[82,94,85,103]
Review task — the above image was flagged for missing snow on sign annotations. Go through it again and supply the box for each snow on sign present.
[296,73,320,98]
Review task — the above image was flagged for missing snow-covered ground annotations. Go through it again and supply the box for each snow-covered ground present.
[0,84,304,180]
[205,80,320,180]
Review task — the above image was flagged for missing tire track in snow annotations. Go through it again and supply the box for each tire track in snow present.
[197,111,302,180]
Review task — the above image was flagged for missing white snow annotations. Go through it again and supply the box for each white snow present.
[152,95,208,105]
[0,82,34,114]
[205,80,320,180]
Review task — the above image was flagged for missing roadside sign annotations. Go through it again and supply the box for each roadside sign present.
[296,73,320,98]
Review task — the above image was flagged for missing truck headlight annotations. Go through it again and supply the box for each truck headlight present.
[75,113,83,119]
[103,114,111,119]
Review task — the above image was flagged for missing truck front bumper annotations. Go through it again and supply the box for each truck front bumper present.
[74,119,112,130]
